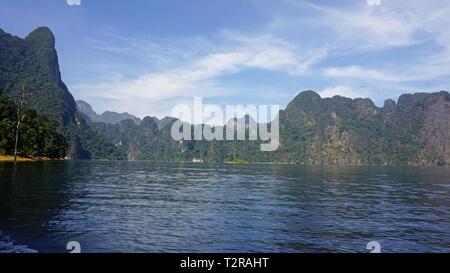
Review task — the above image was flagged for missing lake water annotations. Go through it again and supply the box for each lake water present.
[0,161,449,253]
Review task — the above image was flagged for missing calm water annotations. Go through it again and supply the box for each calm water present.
[0,161,449,253]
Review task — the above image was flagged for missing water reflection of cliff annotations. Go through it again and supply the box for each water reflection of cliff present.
[0,162,78,252]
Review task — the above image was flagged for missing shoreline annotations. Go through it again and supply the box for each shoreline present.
[1,155,448,167]
[0,155,62,162]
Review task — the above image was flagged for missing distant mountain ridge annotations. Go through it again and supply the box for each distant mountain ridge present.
[76,100,141,125]
[90,90,450,165]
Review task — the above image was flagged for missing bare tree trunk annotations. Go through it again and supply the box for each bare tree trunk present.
[14,119,21,164]
[13,86,26,165]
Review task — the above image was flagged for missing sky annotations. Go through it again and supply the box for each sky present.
[1,0,450,119]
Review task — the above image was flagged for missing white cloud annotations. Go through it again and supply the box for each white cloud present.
[324,66,406,82]
[280,0,421,53]
[366,0,382,6]
[324,63,450,84]
[73,32,326,118]
[66,0,81,6]
[323,6,418,51]
[319,85,370,99]
[220,32,327,76]
[69,0,450,118]
[275,0,450,78]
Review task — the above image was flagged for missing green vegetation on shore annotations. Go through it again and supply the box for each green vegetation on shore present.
[225,159,250,164]
[0,91,66,159]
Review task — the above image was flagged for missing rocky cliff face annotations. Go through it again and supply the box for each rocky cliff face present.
[0,27,77,125]
[89,90,449,165]
[0,27,124,160]
[386,91,450,165]
[93,116,184,161]
[280,90,449,165]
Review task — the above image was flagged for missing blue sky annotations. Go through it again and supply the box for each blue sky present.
[1,0,449,118]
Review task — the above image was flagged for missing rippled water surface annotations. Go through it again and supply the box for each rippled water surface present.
[0,161,449,253]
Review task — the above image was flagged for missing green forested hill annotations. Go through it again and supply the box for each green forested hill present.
[278,90,450,165]
[0,27,76,125]
[83,90,450,166]
[0,27,125,160]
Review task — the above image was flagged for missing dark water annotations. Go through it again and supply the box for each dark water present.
[0,161,449,253]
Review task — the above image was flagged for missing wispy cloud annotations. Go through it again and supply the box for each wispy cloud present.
[366,0,382,6]
[298,0,450,100]
[278,0,422,53]
[66,0,81,6]
[73,31,326,118]
[324,66,407,82]
[319,85,370,99]
[324,63,450,83]
[66,0,450,118]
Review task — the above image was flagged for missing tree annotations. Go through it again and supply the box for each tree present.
[14,85,27,164]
